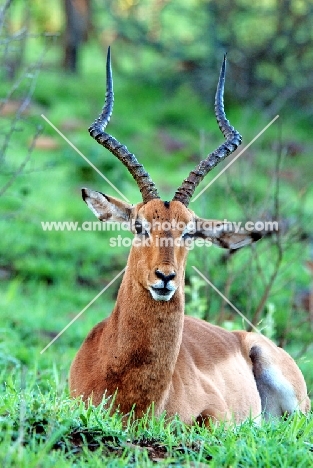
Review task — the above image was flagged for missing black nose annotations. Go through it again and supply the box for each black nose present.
[155,270,176,283]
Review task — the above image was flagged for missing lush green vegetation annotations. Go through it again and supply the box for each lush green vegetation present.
[1,372,313,467]
[1,2,313,465]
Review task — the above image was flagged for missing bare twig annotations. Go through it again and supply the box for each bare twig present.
[0,68,39,163]
[0,30,57,45]
[249,122,284,328]
[0,37,49,165]
[217,265,235,325]
[0,125,43,197]
[0,0,13,32]
[295,342,313,360]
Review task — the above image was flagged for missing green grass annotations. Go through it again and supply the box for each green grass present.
[1,363,313,467]
[1,35,313,466]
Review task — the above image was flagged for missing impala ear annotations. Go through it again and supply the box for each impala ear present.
[195,218,262,250]
[82,188,134,223]
[210,230,262,250]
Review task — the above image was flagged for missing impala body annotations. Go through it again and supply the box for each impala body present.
[69,49,310,424]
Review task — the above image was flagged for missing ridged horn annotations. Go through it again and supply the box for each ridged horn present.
[172,55,242,207]
[88,47,160,203]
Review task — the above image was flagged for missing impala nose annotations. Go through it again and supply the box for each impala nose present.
[155,270,176,285]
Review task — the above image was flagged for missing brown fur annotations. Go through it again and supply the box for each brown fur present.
[70,196,310,423]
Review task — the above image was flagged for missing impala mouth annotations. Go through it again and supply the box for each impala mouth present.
[153,287,172,296]
[149,285,176,301]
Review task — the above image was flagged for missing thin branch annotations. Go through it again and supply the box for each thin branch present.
[217,266,235,325]
[249,122,284,328]
[0,0,13,33]
[295,336,313,358]
[0,125,42,197]
[0,31,57,45]
[0,40,48,164]
[0,72,39,163]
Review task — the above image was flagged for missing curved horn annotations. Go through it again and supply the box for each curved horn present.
[173,55,242,207]
[88,47,160,203]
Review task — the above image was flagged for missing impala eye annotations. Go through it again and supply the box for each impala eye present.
[182,231,194,240]
[135,221,143,234]
[135,221,148,236]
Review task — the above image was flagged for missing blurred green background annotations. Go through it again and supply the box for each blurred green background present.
[0,0,312,398]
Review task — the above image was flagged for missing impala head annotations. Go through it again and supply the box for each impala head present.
[83,47,261,302]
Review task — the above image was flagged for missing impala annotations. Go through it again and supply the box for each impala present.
[69,48,310,424]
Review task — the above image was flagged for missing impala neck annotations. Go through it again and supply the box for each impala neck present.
[105,256,185,416]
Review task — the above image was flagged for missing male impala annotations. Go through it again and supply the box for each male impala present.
[70,48,310,424]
